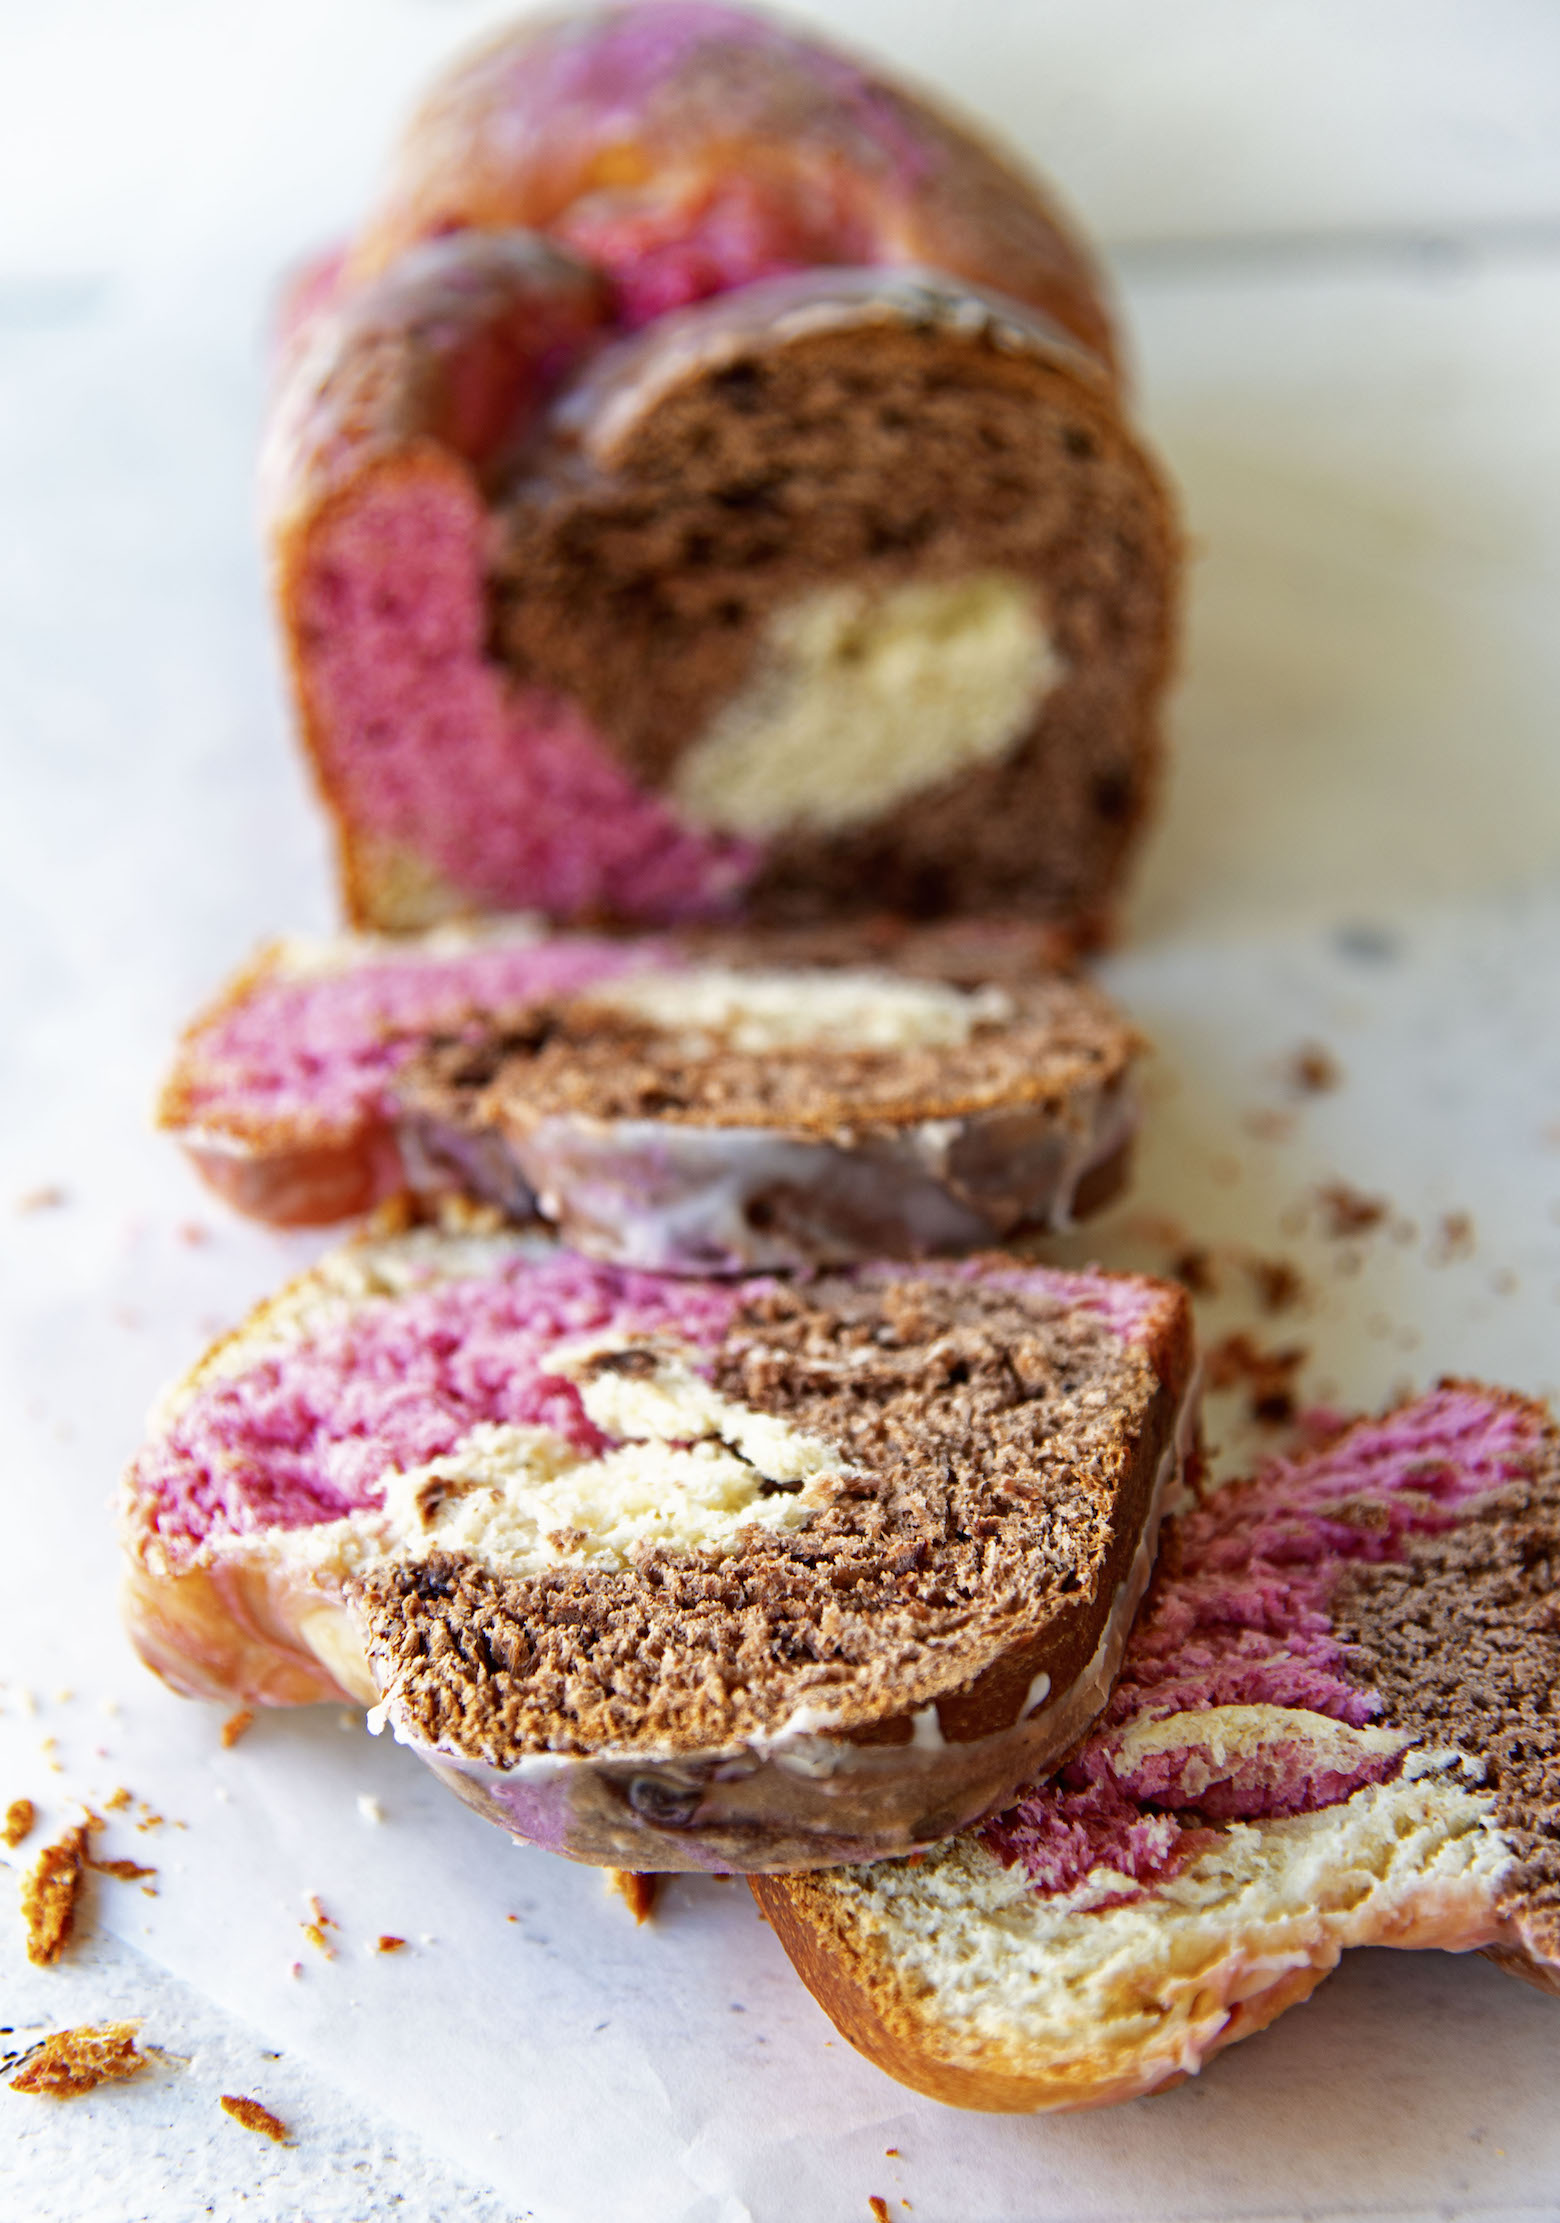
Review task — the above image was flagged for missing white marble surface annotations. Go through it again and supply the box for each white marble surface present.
[4,5,1560,2219]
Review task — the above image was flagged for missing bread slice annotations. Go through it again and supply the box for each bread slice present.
[753,1384,1560,2104]
[158,921,1139,1265]
[122,1230,1195,1871]
[267,7,1178,939]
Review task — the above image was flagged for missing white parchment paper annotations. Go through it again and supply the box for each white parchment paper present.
[5,6,1560,2218]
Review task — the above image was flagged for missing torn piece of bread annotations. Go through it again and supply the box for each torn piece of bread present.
[159,920,1139,1265]
[754,1384,1560,2106]
[121,1229,1194,1871]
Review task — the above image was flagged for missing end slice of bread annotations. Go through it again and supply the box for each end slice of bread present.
[753,1383,1560,2104]
[122,1229,1194,1871]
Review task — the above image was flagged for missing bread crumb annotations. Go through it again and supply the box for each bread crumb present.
[885,2147,899,2157]
[374,1934,406,1954]
[1242,1108,1293,1143]
[1168,1246,1218,1296]
[3,1797,35,1848]
[1245,1257,1305,1315]
[16,1185,67,1214]
[1317,1182,1387,1238]
[9,2021,146,2097]
[869,2200,892,2223]
[301,1894,337,1958]
[220,2094,289,2142]
[356,1795,384,1826]
[1431,1210,1476,1265]
[1205,1333,1307,1426]
[103,1788,132,1811]
[1287,1043,1341,1094]
[220,1708,254,1748]
[605,1870,660,1923]
[365,1192,418,1239]
[86,1856,157,1882]
[21,1821,96,1965]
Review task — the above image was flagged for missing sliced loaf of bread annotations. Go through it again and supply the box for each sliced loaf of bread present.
[268,5,1177,938]
[754,1384,1560,2103]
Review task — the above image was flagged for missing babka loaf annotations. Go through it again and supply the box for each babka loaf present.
[122,1229,1195,1871]
[754,1384,1560,2106]
[159,921,1139,1267]
[267,3,1178,937]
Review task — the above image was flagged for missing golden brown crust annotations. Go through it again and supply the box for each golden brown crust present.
[352,5,1119,375]
[749,1864,1495,2113]
[185,1136,404,1228]
[121,1558,370,1711]
[262,236,611,932]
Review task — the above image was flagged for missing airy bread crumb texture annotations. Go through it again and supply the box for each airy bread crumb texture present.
[220,2093,290,2142]
[353,1265,1182,1762]
[21,1821,93,1967]
[9,2022,147,2098]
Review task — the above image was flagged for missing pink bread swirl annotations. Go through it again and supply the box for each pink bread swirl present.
[122,1229,1195,1872]
[754,1384,1560,2107]
[267,4,1177,937]
[157,919,1139,1265]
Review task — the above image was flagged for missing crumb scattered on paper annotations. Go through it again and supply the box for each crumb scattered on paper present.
[1245,1256,1305,1314]
[301,1894,337,1958]
[220,1708,254,1749]
[9,2022,146,2097]
[869,2200,891,2223]
[86,1855,157,1882]
[1316,1181,1387,1238]
[356,1795,384,1825]
[1169,1245,1218,1295]
[3,1797,35,1848]
[375,1934,406,1954]
[220,2094,289,2142]
[1432,1210,1476,1264]
[21,1821,95,1966]
[1206,1333,1308,1425]
[1287,1043,1341,1094]
[16,1184,67,1214]
[606,1870,661,1923]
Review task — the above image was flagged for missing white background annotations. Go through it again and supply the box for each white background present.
[4,5,1560,2218]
